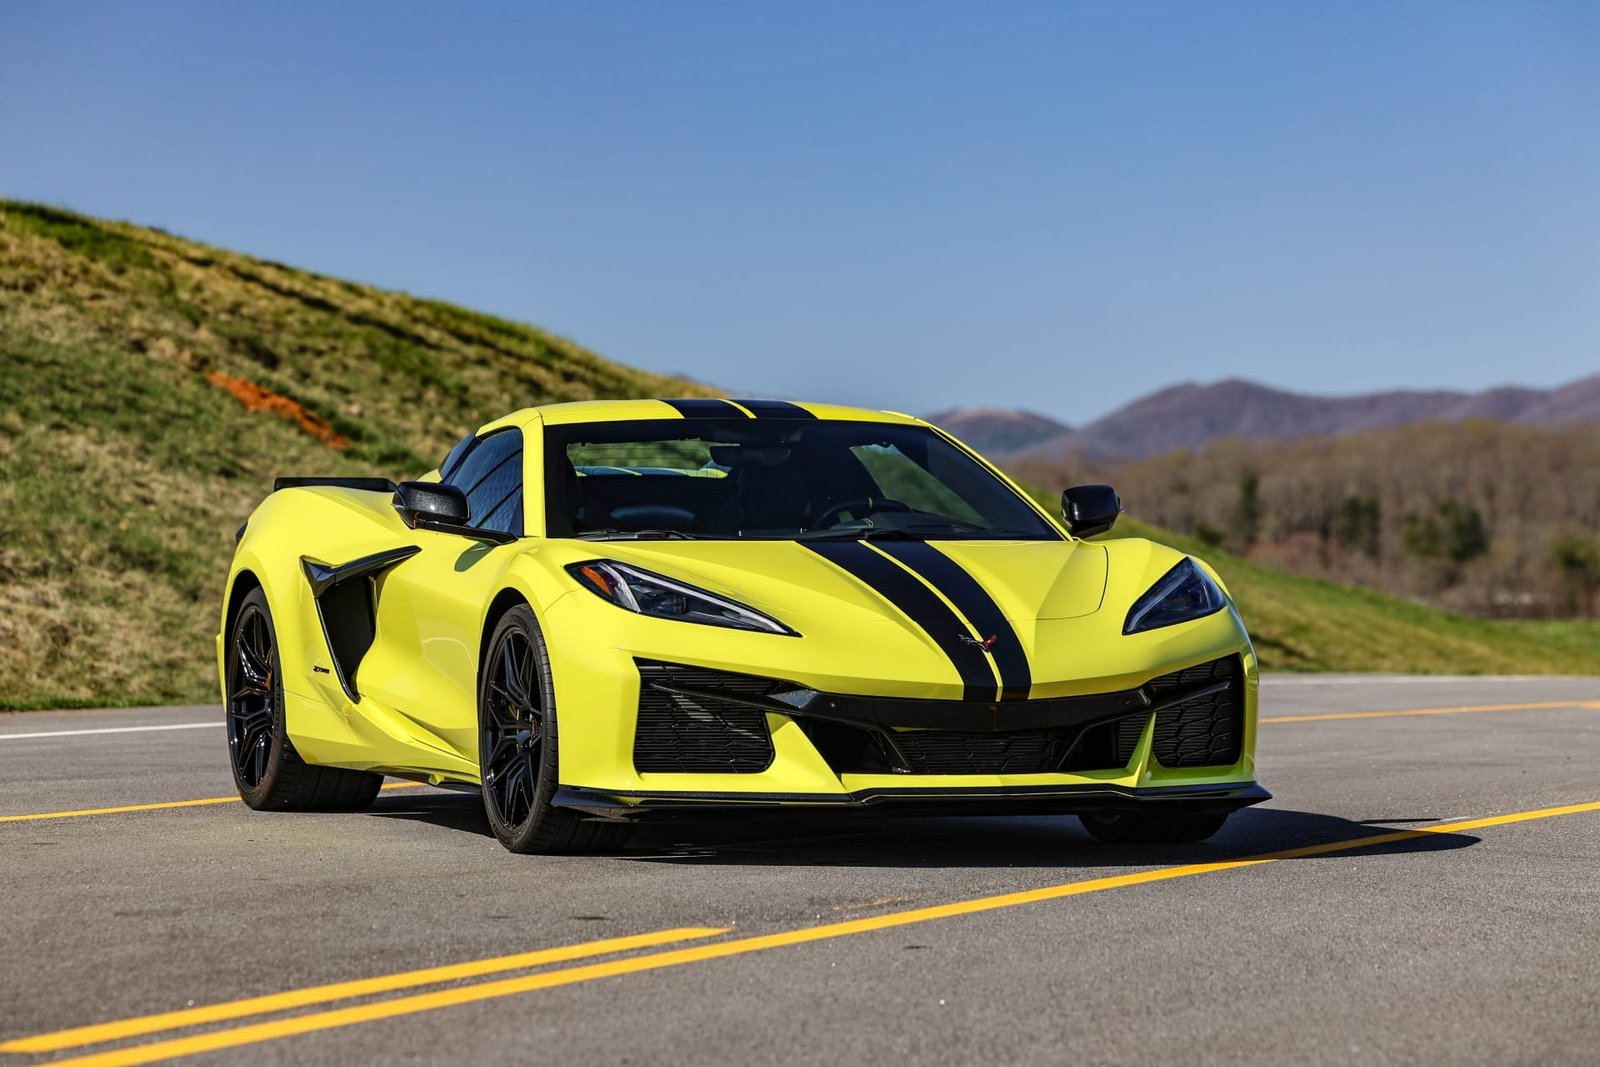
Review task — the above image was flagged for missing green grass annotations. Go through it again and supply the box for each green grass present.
[0,200,716,709]
[1019,486,1600,675]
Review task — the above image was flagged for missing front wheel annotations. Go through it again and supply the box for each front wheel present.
[478,605,628,854]
[1078,810,1228,844]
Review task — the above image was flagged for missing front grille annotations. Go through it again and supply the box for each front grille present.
[888,729,1069,775]
[632,662,775,773]
[633,654,1244,777]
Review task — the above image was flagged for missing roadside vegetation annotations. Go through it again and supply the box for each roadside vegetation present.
[1018,489,1600,675]
[0,201,714,709]
[1015,422,1600,621]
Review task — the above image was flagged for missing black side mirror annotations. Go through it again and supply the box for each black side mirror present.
[394,481,470,529]
[1062,484,1121,539]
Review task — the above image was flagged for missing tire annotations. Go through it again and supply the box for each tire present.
[478,604,630,854]
[1078,809,1228,844]
[225,588,383,811]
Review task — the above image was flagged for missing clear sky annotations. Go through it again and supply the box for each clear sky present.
[3,2,1597,423]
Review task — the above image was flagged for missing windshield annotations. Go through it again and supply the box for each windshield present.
[543,419,1059,541]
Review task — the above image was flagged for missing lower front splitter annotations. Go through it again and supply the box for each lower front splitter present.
[551,780,1271,821]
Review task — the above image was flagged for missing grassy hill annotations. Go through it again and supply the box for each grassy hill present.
[0,201,715,709]
[0,202,1593,709]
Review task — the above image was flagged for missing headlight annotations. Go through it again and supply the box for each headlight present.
[566,560,798,636]
[1124,558,1227,635]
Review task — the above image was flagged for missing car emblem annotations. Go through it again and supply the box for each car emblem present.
[958,633,998,651]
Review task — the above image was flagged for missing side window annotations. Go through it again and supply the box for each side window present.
[437,433,475,480]
[443,429,523,537]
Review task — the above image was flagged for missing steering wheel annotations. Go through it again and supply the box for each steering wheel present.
[813,497,912,528]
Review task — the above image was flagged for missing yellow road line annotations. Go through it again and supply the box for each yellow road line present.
[37,798,1600,1067]
[0,928,727,1055]
[1262,699,1600,724]
[0,781,428,824]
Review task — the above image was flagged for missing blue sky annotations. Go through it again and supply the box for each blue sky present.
[3,2,1596,423]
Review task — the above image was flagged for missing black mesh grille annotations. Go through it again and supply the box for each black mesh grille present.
[888,729,1069,775]
[1112,715,1146,766]
[1149,656,1244,768]
[633,662,775,773]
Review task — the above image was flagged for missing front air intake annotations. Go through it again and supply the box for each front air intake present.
[1145,656,1245,768]
[632,662,777,773]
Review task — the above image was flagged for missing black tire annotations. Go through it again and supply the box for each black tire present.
[478,604,630,855]
[225,588,383,812]
[1078,809,1228,844]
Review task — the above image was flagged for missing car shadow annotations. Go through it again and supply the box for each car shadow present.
[364,791,1477,869]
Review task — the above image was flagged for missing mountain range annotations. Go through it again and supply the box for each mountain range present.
[936,376,1600,461]
[923,408,1069,455]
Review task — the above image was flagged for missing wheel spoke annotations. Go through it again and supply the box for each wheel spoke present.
[237,641,268,687]
[230,682,270,703]
[486,682,521,729]
[500,639,530,713]
[518,641,538,713]
[512,752,536,813]
[486,733,518,773]
[499,758,527,822]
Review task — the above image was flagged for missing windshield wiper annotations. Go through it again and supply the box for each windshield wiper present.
[575,528,709,541]
[796,525,927,542]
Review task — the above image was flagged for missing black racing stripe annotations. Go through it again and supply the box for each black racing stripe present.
[661,398,751,418]
[873,542,1032,701]
[804,541,998,702]
[730,399,817,419]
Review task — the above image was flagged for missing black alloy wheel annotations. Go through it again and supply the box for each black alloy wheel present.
[225,587,382,811]
[481,624,544,829]
[477,604,628,854]
[227,600,278,790]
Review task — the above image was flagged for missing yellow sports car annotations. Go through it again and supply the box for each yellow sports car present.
[219,398,1266,853]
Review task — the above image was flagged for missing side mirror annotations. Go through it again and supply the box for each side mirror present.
[1062,484,1121,539]
[394,481,470,529]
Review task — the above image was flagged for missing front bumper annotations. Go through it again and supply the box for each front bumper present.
[541,589,1262,812]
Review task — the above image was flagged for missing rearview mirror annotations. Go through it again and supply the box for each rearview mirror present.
[393,481,470,529]
[1061,484,1121,539]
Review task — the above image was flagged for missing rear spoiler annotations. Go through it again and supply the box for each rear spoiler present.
[273,477,397,493]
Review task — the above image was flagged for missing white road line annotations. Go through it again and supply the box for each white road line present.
[0,722,223,741]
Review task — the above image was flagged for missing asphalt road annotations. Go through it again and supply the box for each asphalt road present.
[3,675,1598,1066]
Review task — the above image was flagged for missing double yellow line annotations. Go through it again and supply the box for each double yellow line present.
[7,797,1600,1066]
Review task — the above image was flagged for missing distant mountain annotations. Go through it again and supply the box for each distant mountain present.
[925,408,1069,455]
[1017,375,1600,461]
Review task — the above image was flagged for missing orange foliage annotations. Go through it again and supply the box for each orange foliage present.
[206,372,347,449]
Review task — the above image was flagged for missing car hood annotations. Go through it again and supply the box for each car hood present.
[580,537,1109,627]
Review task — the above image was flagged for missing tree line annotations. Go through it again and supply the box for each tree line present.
[1012,420,1600,618]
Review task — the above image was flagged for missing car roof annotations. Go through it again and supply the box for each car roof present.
[480,398,926,433]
